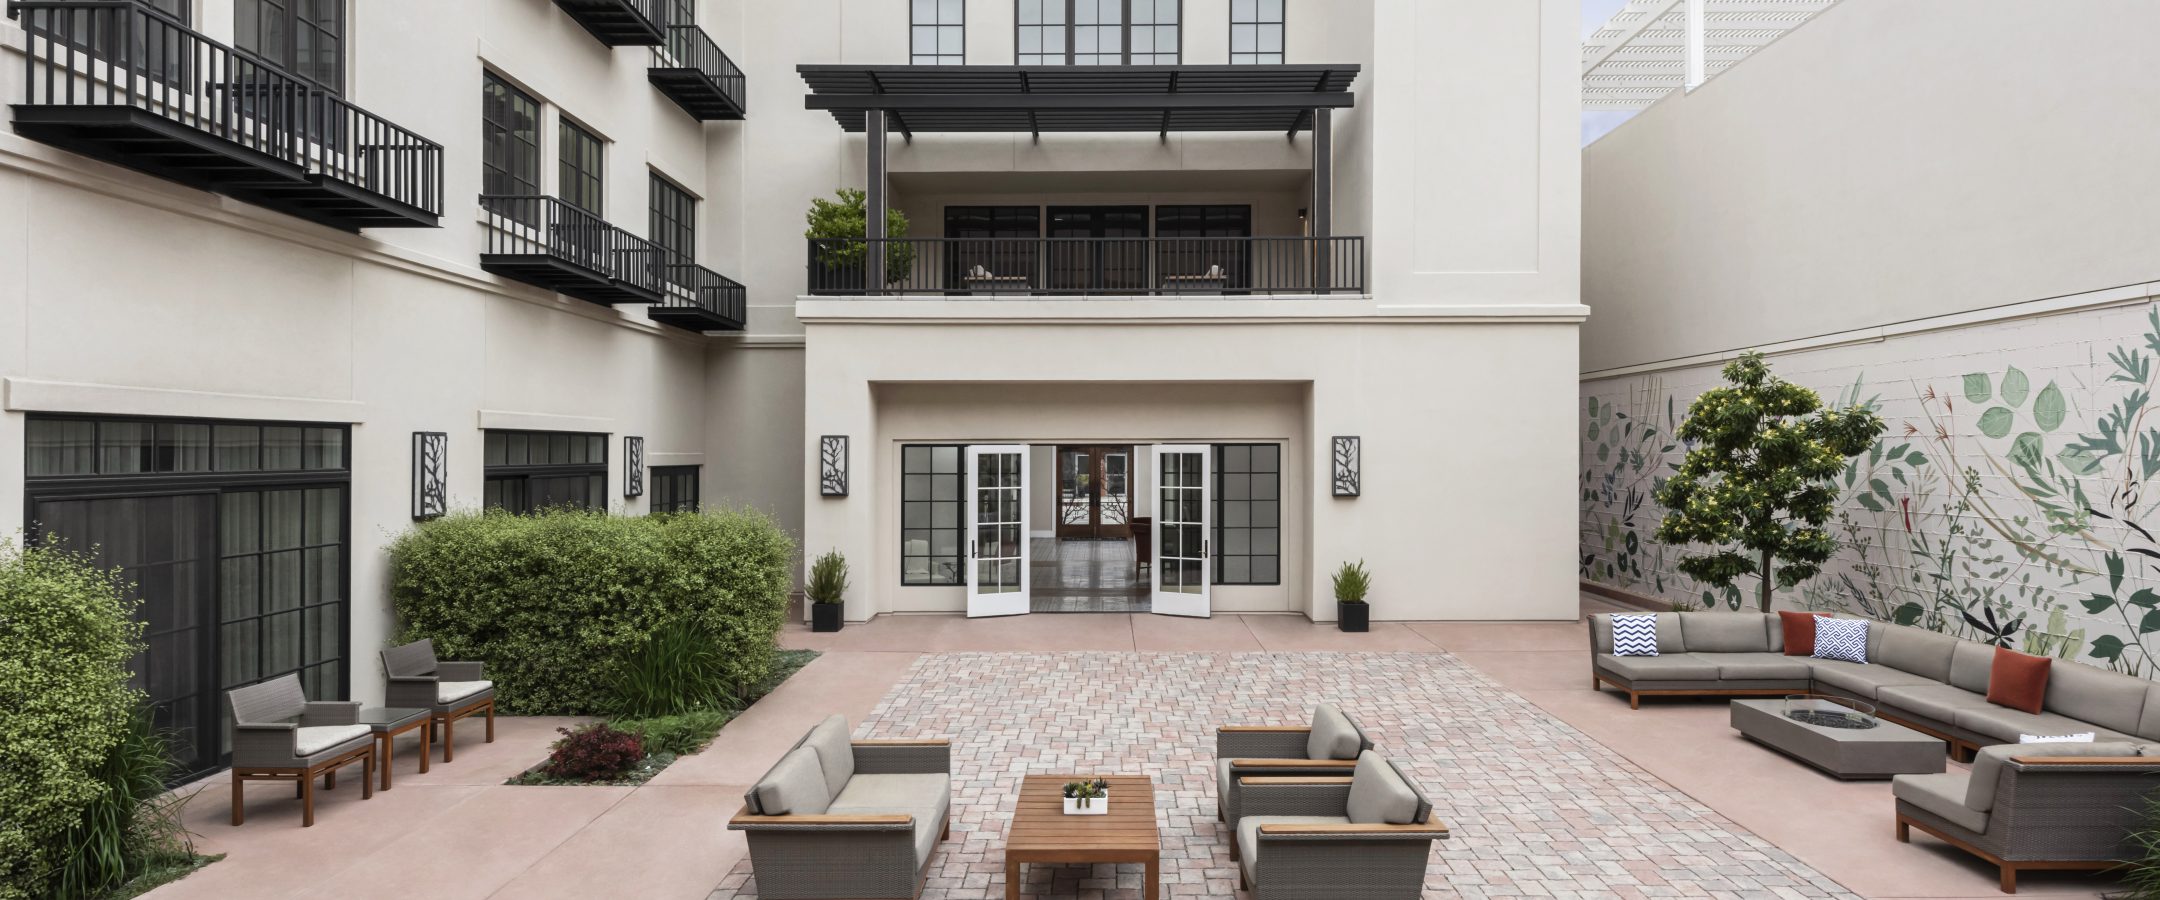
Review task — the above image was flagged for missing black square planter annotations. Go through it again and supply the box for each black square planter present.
[811,603,844,632]
[1337,601,1369,632]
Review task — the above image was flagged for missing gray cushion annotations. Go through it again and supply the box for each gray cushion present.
[1963,741,2147,812]
[803,714,856,799]
[1875,625,1959,682]
[2138,685,2160,741]
[1596,652,1719,682]
[1216,758,1233,797]
[1807,659,1941,699]
[1653,612,1686,654]
[829,772,951,815]
[1892,772,1991,834]
[1345,752,1418,825]
[1237,815,1348,884]
[1946,641,1995,694]
[294,724,370,756]
[1711,652,1813,681]
[1951,706,2135,746]
[2044,661,2152,735]
[754,747,832,816]
[1678,612,1774,653]
[1877,683,1994,723]
[1307,704,1360,760]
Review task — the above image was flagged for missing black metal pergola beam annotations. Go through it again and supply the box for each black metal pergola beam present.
[800,63,1360,135]
[806,91,1354,112]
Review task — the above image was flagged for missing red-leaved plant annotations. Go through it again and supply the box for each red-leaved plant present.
[540,723,645,782]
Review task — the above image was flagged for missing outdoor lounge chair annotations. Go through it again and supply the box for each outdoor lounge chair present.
[380,638,496,762]
[1234,750,1449,899]
[1216,702,1373,833]
[1893,741,2160,892]
[226,673,374,827]
[728,714,951,900]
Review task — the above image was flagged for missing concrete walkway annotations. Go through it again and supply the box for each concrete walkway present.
[141,601,2116,898]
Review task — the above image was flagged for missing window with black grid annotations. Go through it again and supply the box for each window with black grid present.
[912,0,965,64]
[559,120,606,216]
[1015,0,1066,64]
[1229,0,1284,64]
[482,72,541,199]
[650,466,700,514]
[483,430,609,514]
[236,0,343,91]
[1213,443,1280,584]
[901,445,965,585]
[650,172,697,261]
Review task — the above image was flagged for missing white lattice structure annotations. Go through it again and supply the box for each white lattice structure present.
[1583,0,1839,109]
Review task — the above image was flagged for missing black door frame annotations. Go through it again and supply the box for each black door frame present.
[1046,205,1149,293]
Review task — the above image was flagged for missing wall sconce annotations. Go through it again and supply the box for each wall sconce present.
[820,435,849,497]
[412,432,447,520]
[1332,436,1361,497]
[625,436,645,498]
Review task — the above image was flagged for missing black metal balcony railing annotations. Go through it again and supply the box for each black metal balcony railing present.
[653,255,748,330]
[8,1,442,229]
[805,236,1366,297]
[554,0,669,47]
[649,24,746,120]
[481,196,745,330]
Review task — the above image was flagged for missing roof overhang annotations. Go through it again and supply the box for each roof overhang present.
[799,64,1359,137]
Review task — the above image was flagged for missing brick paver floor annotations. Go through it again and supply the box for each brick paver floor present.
[711,651,1858,899]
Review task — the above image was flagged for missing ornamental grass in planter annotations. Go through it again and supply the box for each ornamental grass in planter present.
[807,549,848,632]
[1332,559,1371,633]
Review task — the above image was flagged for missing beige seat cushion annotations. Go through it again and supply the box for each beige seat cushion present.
[1236,815,1349,884]
[438,680,492,704]
[1892,772,1990,834]
[1596,652,1719,682]
[1951,706,2135,746]
[294,724,370,756]
[828,773,951,867]
[1876,683,1993,723]
[1712,652,1813,681]
[1807,659,1940,699]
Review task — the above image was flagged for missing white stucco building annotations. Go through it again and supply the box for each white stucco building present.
[0,0,1582,779]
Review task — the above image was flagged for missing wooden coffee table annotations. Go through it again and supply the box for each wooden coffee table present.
[1005,775,1159,900]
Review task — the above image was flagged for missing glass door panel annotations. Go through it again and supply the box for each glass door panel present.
[966,445,1030,617]
[1151,444,1211,617]
[1054,445,1134,540]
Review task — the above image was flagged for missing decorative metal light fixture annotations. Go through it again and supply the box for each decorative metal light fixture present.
[820,435,849,497]
[625,436,645,497]
[412,432,448,519]
[1331,436,1361,497]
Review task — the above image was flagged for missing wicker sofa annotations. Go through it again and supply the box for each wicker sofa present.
[728,715,951,900]
[1588,611,2160,760]
[1234,750,1449,899]
[1215,703,1374,834]
[1893,741,2160,892]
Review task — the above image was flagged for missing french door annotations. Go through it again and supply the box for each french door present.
[1151,444,1211,617]
[1055,445,1133,540]
[966,445,1031,617]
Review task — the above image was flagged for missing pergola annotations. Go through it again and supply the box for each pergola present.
[799,63,1360,285]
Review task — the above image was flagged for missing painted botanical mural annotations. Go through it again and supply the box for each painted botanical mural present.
[1582,300,2160,678]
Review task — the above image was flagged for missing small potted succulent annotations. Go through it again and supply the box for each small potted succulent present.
[1062,778,1109,815]
[808,549,849,633]
[1332,560,1371,633]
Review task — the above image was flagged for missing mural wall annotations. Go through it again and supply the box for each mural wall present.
[1581,299,2160,677]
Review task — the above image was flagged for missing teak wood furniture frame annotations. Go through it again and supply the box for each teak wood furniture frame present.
[230,744,374,828]
[1005,774,1159,900]
[1895,754,2156,893]
[369,711,432,790]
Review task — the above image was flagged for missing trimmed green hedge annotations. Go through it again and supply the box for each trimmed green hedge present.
[388,508,795,715]
[0,541,143,900]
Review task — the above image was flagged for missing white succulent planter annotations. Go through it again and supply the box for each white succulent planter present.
[1062,794,1109,816]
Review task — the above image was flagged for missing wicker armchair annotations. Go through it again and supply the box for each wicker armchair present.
[1893,741,2160,892]
[380,639,495,762]
[1234,750,1448,899]
[226,673,374,827]
[1216,703,1373,834]
[728,715,952,900]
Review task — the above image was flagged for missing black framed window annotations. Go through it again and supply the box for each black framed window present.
[650,466,700,514]
[483,430,608,514]
[1018,0,1177,65]
[1214,443,1280,585]
[1015,0,1066,64]
[650,172,697,261]
[912,0,964,65]
[1229,0,1283,64]
[559,121,606,217]
[482,72,541,202]
[901,445,964,585]
[1128,0,1179,64]
[235,0,343,92]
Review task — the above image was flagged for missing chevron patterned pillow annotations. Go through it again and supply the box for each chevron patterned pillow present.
[1811,617,1869,663]
[1611,613,1659,656]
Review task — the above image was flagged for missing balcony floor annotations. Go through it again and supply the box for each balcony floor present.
[480,253,664,306]
[648,69,746,121]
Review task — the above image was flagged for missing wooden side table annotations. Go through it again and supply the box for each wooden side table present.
[1005,774,1159,900]
[358,707,432,790]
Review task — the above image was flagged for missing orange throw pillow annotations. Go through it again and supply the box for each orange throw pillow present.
[1986,647,2051,714]
[1777,611,1831,656]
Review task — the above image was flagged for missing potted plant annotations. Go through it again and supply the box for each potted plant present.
[804,188,914,292]
[1062,778,1109,815]
[1332,560,1371,632]
[808,549,849,632]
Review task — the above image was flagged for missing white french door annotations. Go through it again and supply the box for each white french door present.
[966,444,1031,617]
[1151,444,1211,617]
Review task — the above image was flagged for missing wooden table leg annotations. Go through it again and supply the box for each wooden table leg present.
[1145,857,1159,900]
[1005,860,1020,900]
[420,723,431,773]
[443,715,455,763]
[379,734,394,791]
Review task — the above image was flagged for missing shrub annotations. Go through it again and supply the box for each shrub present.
[54,710,194,899]
[389,507,794,715]
[804,188,914,279]
[0,540,143,900]
[539,724,645,783]
[616,710,734,757]
[607,620,732,718]
[807,550,848,605]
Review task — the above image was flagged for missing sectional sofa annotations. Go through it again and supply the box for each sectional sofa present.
[1588,611,2160,761]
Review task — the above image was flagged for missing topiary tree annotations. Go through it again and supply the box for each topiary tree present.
[0,539,142,900]
[1654,351,1885,612]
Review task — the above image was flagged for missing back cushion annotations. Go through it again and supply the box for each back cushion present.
[802,714,856,798]
[1875,625,1958,682]
[1591,615,1615,654]
[1947,641,1995,694]
[1345,752,1419,824]
[754,748,832,816]
[1654,612,1685,654]
[2138,685,2160,741]
[2044,661,2152,735]
[1677,613,1773,653]
[1307,704,1362,760]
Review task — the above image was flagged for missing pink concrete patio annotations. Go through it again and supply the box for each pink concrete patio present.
[139,599,2119,899]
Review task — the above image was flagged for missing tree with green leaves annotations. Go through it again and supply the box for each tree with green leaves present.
[1655,351,1886,612]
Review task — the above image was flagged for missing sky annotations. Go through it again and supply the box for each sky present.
[1580,0,1643,146]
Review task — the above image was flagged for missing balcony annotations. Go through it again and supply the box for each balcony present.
[804,236,1366,297]
[8,1,442,230]
[553,0,667,47]
[481,195,744,331]
[649,25,746,120]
